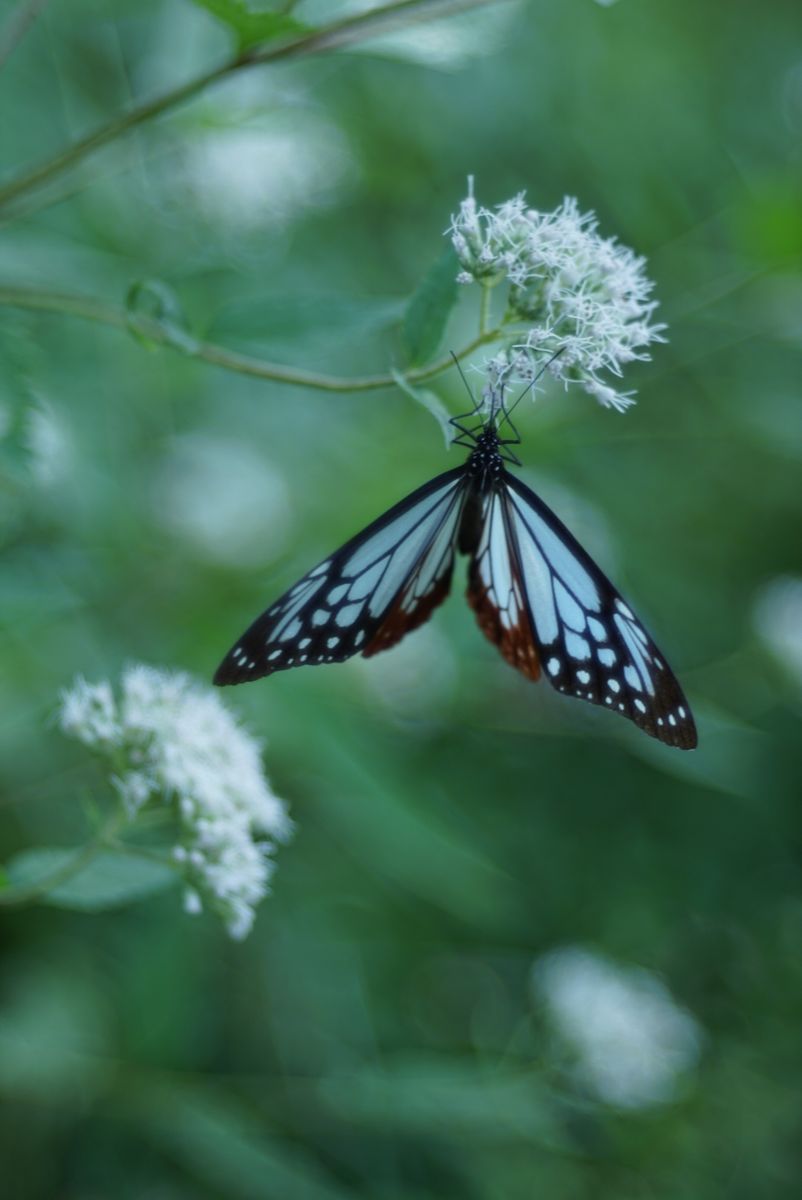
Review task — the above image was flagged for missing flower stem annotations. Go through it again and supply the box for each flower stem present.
[479,283,492,336]
[0,806,129,908]
[0,0,498,215]
[0,284,514,392]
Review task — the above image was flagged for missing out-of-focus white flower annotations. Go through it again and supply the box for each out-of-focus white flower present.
[351,3,521,69]
[59,678,120,748]
[58,664,292,939]
[754,576,802,685]
[532,946,702,1109]
[152,434,292,567]
[178,115,352,231]
[449,184,665,413]
[25,401,70,485]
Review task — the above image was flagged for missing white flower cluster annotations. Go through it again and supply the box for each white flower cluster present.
[59,664,292,939]
[449,185,665,412]
[532,946,702,1109]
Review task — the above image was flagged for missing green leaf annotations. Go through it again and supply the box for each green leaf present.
[403,247,459,366]
[142,1087,357,1200]
[125,278,198,354]
[6,848,178,911]
[190,1,309,51]
[391,368,453,449]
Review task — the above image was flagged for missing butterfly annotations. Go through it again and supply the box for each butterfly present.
[214,390,697,750]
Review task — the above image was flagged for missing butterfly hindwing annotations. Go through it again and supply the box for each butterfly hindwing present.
[468,471,697,750]
[213,468,467,685]
[466,488,541,681]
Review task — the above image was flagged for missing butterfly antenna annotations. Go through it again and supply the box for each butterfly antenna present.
[498,346,567,434]
[448,351,484,444]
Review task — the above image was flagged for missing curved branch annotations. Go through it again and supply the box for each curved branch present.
[0,284,509,392]
[0,0,498,214]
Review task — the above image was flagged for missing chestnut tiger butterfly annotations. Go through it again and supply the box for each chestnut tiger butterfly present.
[214,370,697,750]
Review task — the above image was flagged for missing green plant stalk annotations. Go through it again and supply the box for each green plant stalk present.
[0,804,130,908]
[0,0,498,213]
[0,284,522,392]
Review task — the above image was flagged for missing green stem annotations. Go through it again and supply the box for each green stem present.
[479,283,492,336]
[0,0,497,214]
[0,284,512,392]
[0,806,129,908]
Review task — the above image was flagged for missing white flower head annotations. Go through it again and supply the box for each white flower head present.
[753,576,802,686]
[449,186,666,413]
[58,677,121,748]
[58,664,292,939]
[532,946,702,1109]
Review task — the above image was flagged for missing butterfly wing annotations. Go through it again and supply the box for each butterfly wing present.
[468,471,697,749]
[214,467,468,686]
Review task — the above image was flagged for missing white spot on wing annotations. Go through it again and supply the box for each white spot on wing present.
[588,617,607,642]
[547,657,561,677]
[565,632,591,661]
[511,489,601,612]
[512,509,559,644]
[554,579,586,633]
[349,557,388,601]
[336,602,363,627]
[279,617,301,642]
[624,665,641,691]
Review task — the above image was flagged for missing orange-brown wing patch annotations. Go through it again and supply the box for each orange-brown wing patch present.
[362,570,453,658]
[466,559,541,681]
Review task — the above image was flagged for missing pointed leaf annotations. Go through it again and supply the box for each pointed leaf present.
[6,847,178,911]
[391,368,453,449]
[190,1,309,50]
[403,247,459,365]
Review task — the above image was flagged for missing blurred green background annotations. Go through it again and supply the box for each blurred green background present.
[2,0,802,1195]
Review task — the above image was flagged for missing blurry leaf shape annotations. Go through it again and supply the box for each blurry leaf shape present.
[125,278,198,354]
[140,1086,356,1200]
[403,247,459,365]
[627,707,768,800]
[0,960,111,1098]
[190,1,309,50]
[317,1054,568,1147]
[392,368,453,448]
[0,567,82,622]
[349,1,522,68]
[6,847,178,910]
[210,292,404,346]
[303,727,517,932]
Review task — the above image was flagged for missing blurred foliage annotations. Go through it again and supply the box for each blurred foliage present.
[1,0,802,1196]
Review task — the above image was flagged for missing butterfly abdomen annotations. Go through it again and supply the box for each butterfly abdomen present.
[459,430,504,554]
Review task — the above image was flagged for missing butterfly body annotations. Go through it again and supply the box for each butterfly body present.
[214,416,697,750]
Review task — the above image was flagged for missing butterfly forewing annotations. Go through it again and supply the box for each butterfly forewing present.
[487,471,696,749]
[213,468,468,686]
